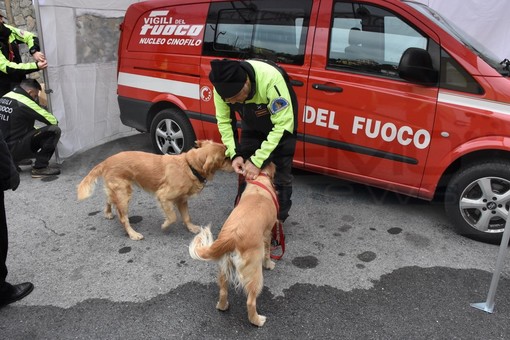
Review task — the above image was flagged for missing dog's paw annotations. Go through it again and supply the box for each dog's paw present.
[251,314,267,327]
[187,223,201,234]
[104,212,114,219]
[216,300,229,311]
[161,222,170,231]
[129,232,144,241]
[263,259,276,270]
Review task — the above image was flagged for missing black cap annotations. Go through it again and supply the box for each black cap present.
[209,59,247,99]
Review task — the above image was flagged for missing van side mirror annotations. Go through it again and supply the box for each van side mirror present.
[398,47,438,86]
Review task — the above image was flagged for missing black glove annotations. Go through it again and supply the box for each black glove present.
[0,171,19,191]
[10,172,20,191]
[0,130,20,191]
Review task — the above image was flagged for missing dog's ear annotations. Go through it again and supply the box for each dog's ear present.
[195,140,214,149]
[202,146,224,174]
[203,153,220,174]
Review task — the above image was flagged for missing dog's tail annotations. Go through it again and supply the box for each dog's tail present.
[77,163,103,200]
[189,225,235,261]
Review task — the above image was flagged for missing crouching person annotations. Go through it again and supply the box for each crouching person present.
[0,78,61,178]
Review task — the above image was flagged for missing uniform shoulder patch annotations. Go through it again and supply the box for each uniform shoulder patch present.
[268,97,289,115]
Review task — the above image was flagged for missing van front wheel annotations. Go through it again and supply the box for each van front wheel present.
[445,161,510,244]
[150,109,196,155]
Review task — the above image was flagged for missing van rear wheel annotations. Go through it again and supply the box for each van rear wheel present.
[444,161,510,244]
[150,109,196,155]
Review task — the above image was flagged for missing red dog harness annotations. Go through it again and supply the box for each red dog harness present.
[247,178,279,211]
[246,173,285,260]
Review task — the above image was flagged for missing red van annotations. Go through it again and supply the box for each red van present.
[117,0,510,244]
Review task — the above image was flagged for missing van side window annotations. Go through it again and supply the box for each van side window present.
[328,2,427,78]
[203,0,312,65]
[440,49,484,94]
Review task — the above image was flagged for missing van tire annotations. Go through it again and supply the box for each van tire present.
[149,109,196,155]
[444,161,510,244]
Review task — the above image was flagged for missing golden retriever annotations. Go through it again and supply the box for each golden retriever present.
[189,163,278,327]
[77,140,232,240]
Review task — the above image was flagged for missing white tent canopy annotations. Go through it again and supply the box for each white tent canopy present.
[35,0,510,160]
[36,0,143,159]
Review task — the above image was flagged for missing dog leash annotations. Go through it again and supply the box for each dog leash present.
[270,220,285,260]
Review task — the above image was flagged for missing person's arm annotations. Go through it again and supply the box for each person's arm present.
[6,24,42,57]
[4,91,57,126]
[249,73,294,168]
[0,130,20,191]
[0,50,45,77]
[22,100,57,126]
[214,90,238,159]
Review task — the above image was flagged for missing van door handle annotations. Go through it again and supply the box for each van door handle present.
[312,84,343,92]
[290,79,304,87]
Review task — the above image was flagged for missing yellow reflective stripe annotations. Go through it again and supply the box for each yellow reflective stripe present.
[0,53,37,73]
[4,92,58,125]
[214,90,238,159]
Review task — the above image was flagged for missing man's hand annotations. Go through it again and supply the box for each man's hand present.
[33,51,46,62]
[243,160,260,180]
[232,156,245,175]
[37,60,48,70]
[11,172,20,191]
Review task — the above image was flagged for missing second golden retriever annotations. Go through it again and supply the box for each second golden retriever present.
[189,163,278,327]
[77,140,232,240]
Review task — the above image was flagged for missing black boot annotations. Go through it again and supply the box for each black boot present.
[275,185,292,222]
[0,282,34,307]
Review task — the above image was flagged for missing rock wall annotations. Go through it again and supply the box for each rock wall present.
[75,14,122,64]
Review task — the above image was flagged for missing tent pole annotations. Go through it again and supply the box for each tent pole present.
[32,0,59,163]
[32,0,52,112]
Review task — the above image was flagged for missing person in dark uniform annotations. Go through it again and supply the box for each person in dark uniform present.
[209,58,297,227]
[0,128,34,307]
[0,13,47,97]
[0,78,60,177]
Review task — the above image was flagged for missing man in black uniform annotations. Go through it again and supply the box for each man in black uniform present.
[0,78,60,177]
[209,59,297,254]
[0,128,34,307]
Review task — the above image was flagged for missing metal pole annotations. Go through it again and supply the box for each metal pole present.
[471,216,510,313]
[32,0,52,112]
[32,0,59,163]
[4,0,14,24]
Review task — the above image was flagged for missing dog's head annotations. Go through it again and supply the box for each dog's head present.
[192,140,233,175]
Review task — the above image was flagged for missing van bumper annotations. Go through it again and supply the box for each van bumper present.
[118,96,151,132]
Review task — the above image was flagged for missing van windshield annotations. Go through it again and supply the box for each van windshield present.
[406,1,509,76]
[203,0,312,65]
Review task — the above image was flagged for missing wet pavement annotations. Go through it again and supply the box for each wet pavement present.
[1,133,510,339]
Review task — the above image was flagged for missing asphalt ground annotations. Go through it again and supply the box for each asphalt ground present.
[1,133,510,340]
